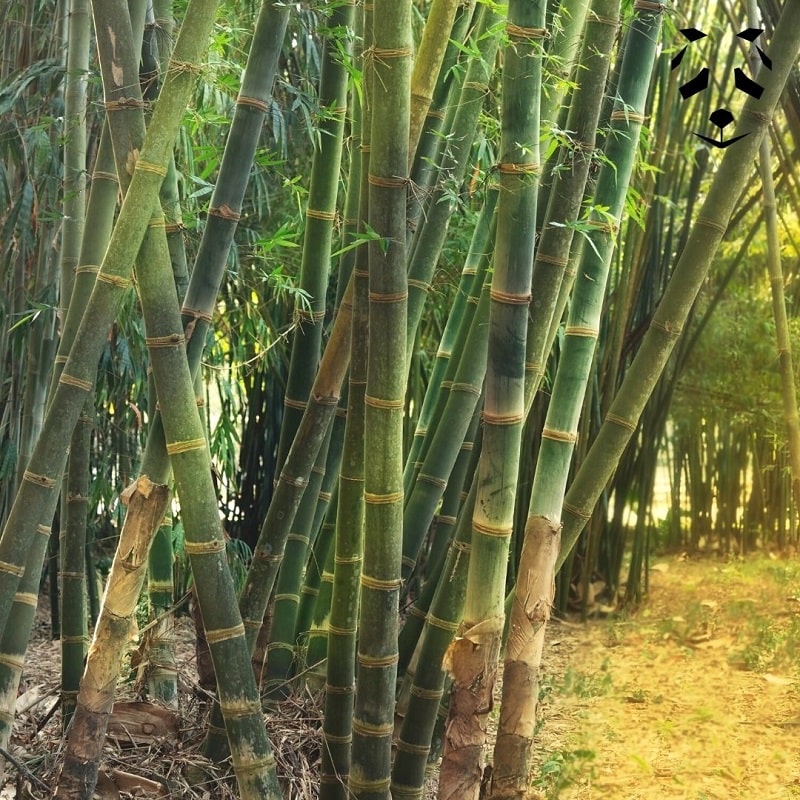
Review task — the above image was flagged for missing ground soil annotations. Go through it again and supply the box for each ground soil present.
[533,553,800,799]
[3,553,800,798]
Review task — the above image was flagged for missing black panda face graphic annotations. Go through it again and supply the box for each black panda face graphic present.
[671,26,773,149]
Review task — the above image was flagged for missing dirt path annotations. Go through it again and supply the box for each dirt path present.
[534,555,800,799]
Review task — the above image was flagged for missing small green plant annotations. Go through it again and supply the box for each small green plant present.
[558,663,613,698]
[533,748,596,799]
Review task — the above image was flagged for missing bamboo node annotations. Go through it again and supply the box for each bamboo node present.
[324,684,355,697]
[61,634,89,644]
[136,160,168,177]
[369,292,408,303]
[218,698,260,718]
[148,579,173,592]
[472,519,512,538]
[408,278,431,292]
[696,216,727,235]
[450,382,482,396]
[364,490,404,505]
[323,730,353,744]
[605,412,637,432]
[328,623,357,636]
[14,592,37,607]
[286,533,309,546]
[407,604,426,619]
[74,265,100,275]
[426,613,459,632]
[360,573,402,591]
[497,161,540,175]
[306,207,337,221]
[274,592,300,603]
[104,97,146,110]
[95,272,132,289]
[482,410,524,425]
[58,571,86,580]
[58,373,94,392]
[36,524,51,536]
[181,307,214,323]
[633,0,665,10]
[356,652,399,670]
[184,538,226,555]
[610,109,647,125]
[92,170,118,182]
[396,739,433,756]
[650,318,682,337]
[562,501,591,521]
[209,204,241,222]
[334,554,363,565]
[232,755,278,775]
[22,470,56,489]
[296,307,326,322]
[489,288,531,305]
[205,623,246,644]
[367,46,412,61]
[347,762,391,790]
[437,515,457,526]
[463,81,487,93]
[0,560,25,578]
[565,325,598,338]
[506,23,547,39]
[278,473,309,488]
[318,490,332,502]
[401,555,416,569]
[536,252,568,267]
[164,221,185,233]
[418,473,447,490]
[165,438,207,455]
[589,12,619,25]
[0,653,25,670]
[364,394,404,410]
[427,108,446,121]
[54,356,67,365]
[237,94,270,112]
[542,427,578,444]
[148,216,166,229]
[368,173,408,189]
[145,333,185,348]
[283,397,308,412]
[167,59,203,77]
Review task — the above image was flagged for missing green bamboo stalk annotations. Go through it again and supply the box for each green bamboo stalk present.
[391,481,476,800]
[348,2,410,798]
[408,0,461,159]
[438,3,544,796]
[407,0,476,237]
[0,0,208,647]
[401,278,490,577]
[492,4,659,796]
[524,0,620,408]
[275,2,354,473]
[403,188,496,496]
[56,0,91,729]
[557,0,800,569]
[406,4,501,346]
[318,7,371,785]
[203,277,354,761]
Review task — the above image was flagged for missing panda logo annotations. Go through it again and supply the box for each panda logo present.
[671,27,772,148]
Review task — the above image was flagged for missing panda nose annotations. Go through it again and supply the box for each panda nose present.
[709,108,734,130]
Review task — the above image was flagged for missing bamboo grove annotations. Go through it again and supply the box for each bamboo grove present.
[0,0,799,798]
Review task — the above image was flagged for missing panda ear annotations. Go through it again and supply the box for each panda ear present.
[736,27,763,43]
[737,28,772,69]
[679,27,707,42]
